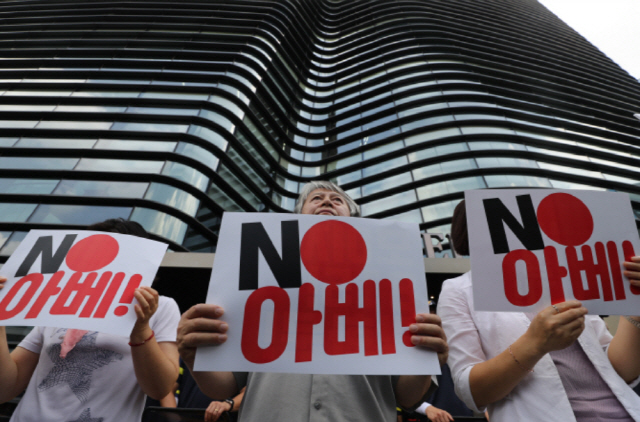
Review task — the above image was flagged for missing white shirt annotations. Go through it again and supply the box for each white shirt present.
[438,272,640,422]
[11,296,180,422]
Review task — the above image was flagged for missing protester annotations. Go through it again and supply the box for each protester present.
[0,219,180,422]
[438,200,640,421]
[177,180,448,421]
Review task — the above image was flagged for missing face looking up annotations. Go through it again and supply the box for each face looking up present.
[301,188,351,217]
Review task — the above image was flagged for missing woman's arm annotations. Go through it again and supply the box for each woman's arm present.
[129,287,180,400]
[467,301,586,408]
[0,277,40,403]
[608,256,640,382]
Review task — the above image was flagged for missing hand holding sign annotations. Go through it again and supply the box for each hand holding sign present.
[623,256,640,291]
[409,313,448,366]
[177,304,228,368]
[524,301,587,355]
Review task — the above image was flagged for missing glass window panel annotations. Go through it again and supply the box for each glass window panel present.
[537,162,603,179]
[0,179,58,194]
[460,126,516,135]
[484,175,552,188]
[405,127,462,146]
[198,110,236,133]
[362,173,412,196]
[476,157,538,168]
[162,162,209,192]
[0,121,38,129]
[72,91,139,98]
[36,121,113,130]
[0,157,78,170]
[326,153,362,172]
[360,190,416,216]
[15,138,97,149]
[0,231,12,251]
[401,116,455,134]
[95,139,177,151]
[417,176,486,200]
[363,141,403,160]
[0,105,55,111]
[0,204,37,222]
[421,201,456,223]
[0,138,18,147]
[208,183,244,212]
[469,141,526,151]
[0,231,27,257]
[383,209,423,224]
[56,105,127,113]
[549,180,605,190]
[29,204,132,224]
[111,122,188,133]
[125,107,199,116]
[188,125,228,150]
[362,156,408,178]
[140,92,209,101]
[209,95,244,118]
[217,164,261,210]
[53,180,148,198]
[130,208,187,243]
[331,169,362,185]
[176,142,220,171]
[144,183,199,216]
[76,158,164,173]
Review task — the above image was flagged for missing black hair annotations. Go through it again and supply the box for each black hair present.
[87,218,149,239]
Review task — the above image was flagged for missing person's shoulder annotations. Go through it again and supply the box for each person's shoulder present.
[441,271,472,290]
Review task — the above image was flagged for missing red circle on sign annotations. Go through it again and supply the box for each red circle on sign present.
[537,193,593,246]
[300,220,367,285]
[65,234,120,272]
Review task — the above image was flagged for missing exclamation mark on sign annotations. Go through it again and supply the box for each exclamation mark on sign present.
[399,278,416,347]
[114,274,143,316]
[623,241,640,295]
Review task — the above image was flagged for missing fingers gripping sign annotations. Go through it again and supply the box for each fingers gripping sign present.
[409,313,448,366]
[526,301,587,354]
[177,304,228,366]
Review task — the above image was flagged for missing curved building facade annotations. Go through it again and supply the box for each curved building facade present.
[0,0,639,257]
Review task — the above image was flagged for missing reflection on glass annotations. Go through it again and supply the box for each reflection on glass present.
[131,208,187,243]
[0,204,38,222]
[162,162,209,192]
[0,157,78,170]
[15,138,97,149]
[0,231,27,256]
[75,158,164,173]
[112,122,188,133]
[360,190,416,216]
[0,179,58,194]
[144,183,200,216]
[95,139,177,151]
[28,205,132,225]
[54,180,148,198]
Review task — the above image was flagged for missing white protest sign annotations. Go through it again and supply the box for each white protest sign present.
[0,230,168,335]
[194,212,439,375]
[466,189,640,314]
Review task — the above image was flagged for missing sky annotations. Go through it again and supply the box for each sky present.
[538,0,640,80]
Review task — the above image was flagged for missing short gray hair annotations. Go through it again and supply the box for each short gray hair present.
[294,181,360,217]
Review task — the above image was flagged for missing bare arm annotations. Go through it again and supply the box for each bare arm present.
[468,301,586,408]
[177,304,238,400]
[0,278,40,403]
[130,287,180,400]
[608,256,640,382]
[395,313,448,409]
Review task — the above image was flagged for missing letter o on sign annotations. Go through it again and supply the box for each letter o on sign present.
[241,286,290,364]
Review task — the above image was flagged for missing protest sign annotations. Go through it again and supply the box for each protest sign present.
[194,213,438,375]
[0,230,167,335]
[466,189,640,314]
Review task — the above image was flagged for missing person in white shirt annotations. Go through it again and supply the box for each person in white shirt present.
[438,200,640,422]
[0,219,180,422]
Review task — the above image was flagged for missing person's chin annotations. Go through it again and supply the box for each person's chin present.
[316,211,335,216]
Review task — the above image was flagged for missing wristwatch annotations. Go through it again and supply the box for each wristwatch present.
[224,398,235,411]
